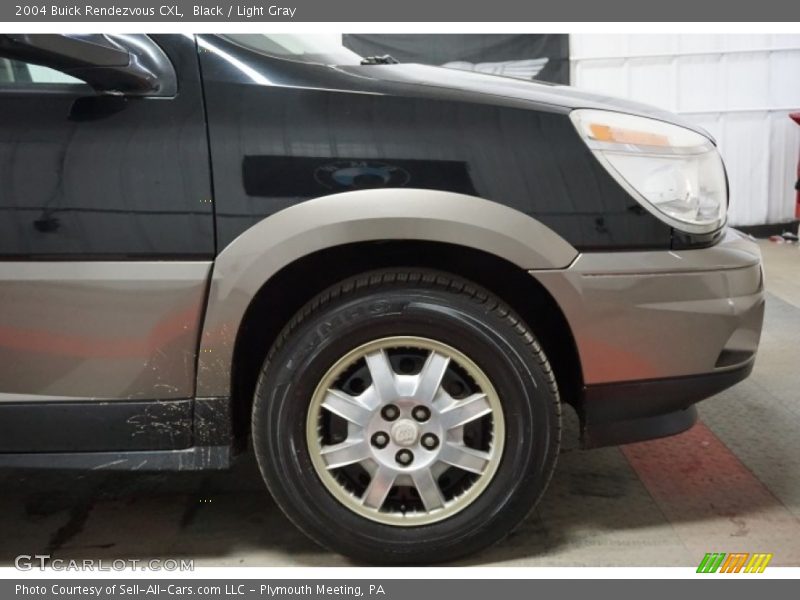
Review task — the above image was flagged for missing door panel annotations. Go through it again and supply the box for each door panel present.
[0,35,213,258]
[0,35,214,404]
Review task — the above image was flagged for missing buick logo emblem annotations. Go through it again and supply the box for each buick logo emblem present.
[391,420,420,447]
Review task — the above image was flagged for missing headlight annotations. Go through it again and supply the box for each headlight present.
[570,109,727,233]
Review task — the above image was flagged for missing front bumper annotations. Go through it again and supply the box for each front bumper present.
[532,228,765,447]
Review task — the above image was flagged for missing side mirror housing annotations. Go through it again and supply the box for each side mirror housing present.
[0,34,176,97]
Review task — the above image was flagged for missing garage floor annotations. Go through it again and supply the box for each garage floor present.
[2,240,799,567]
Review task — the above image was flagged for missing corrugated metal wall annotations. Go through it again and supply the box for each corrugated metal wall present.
[571,34,800,226]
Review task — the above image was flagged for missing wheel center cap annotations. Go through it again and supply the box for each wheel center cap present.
[391,419,419,447]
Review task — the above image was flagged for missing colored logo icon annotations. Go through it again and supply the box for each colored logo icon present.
[697,553,773,573]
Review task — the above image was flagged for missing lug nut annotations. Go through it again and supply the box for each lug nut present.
[421,433,439,450]
[412,406,431,422]
[381,404,400,421]
[395,449,414,466]
[371,432,389,449]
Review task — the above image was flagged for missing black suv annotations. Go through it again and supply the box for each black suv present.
[0,34,764,563]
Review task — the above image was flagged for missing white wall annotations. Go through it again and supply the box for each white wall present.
[571,34,800,226]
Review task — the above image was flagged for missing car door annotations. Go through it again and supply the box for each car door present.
[0,34,214,453]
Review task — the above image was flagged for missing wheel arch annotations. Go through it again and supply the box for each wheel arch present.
[195,190,580,442]
[222,240,583,447]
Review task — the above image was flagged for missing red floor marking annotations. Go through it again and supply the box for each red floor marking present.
[621,421,800,565]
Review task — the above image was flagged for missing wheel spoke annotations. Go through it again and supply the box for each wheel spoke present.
[439,443,492,474]
[365,349,398,403]
[411,468,445,511]
[362,466,396,509]
[413,351,450,404]
[320,439,371,470]
[439,393,493,430]
[321,389,372,426]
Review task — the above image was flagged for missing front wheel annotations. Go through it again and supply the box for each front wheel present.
[252,270,561,564]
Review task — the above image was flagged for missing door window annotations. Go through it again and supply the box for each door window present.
[0,57,84,87]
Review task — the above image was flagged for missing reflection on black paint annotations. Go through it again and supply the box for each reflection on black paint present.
[0,35,213,258]
[33,214,60,233]
[68,95,129,122]
[1,35,706,258]
[242,156,477,198]
[198,35,675,252]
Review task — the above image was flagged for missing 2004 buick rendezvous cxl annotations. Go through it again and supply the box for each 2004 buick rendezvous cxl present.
[0,34,764,563]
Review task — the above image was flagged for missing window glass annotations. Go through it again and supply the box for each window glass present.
[0,57,83,86]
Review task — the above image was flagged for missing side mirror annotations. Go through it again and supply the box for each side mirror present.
[0,34,176,97]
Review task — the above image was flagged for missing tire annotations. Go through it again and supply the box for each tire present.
[252,269,561,564]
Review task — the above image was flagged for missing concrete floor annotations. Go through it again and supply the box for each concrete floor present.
[2,240,799,567]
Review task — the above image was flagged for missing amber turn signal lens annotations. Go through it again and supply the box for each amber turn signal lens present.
[588,123,670,147]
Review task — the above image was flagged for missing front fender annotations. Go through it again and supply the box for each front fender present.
[196,189,577,397]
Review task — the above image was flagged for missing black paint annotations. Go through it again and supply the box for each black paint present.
[197,35,679,251]
[0,35,213,258]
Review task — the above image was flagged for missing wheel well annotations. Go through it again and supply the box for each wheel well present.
[230,240,583,447]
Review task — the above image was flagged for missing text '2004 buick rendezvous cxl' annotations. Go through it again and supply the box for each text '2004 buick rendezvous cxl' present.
[0,34,764,563]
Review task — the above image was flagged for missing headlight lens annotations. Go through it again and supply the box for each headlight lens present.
[570,109,727,233]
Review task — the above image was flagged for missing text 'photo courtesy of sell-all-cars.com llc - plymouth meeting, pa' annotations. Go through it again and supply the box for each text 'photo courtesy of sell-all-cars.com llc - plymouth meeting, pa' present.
[0,33,764,564]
